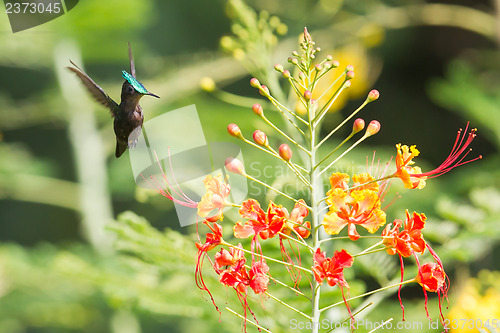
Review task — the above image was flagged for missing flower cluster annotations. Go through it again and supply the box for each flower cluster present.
[189,28,481,332]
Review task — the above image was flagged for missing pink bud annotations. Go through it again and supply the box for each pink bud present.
[227,123,243,138]
[274,64,284,72]
[367,89,380,102]
[259,85,270,96]
[346,65,354,72]
[283,70,291,78]
[250,78,261,88]
[252,103,263,116]
[346,71,355,80]
[353,118,365,133]
[324,62,332,69]
[225,157,245,175]
[253,130,268,146]
[365,120,381,136]
[344,80,352,88]
[332,60,339,68]
[304,90,313,101]
[326,55,333,61]
[315,64,323,72]
[279,144,292,161]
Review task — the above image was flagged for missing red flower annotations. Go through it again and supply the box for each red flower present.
[214,245,245,270]
[195,221,223,252]
[382,210,426,257]
[394,123,481,189]
[249,260,270,294]
[282,199,311,239]
[312,248,353,288]
[416,262,446,293]
[323,173,386,241]
[233,199,286,240]
[197,174,231,222]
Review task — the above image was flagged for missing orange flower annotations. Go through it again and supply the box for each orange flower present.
[282,199,311,239]
[416,262,446,293]
[323,172,386,241]
[394,124,481,189]
[394,144,426,189]
[197,174,230,221]
[312,248,353,288]
[233,199,286,240]
[195,221,223,252]
[382,210,426,257]
[214,245,245,269]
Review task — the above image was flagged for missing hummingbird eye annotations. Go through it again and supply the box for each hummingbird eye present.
[127,86,135,94]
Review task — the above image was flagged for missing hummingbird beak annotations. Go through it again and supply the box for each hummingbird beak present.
[147,92,160,98]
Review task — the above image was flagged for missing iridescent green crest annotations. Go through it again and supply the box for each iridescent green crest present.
[122,70,149,94]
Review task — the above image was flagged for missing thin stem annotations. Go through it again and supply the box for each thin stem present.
[354,240,384,256]
[268,92,308,125]
[225,307,272,333]
[267,274,310,300]
[318,235,382,245]
[320,279,416,313]
[245,173,312,209]
[278,232,313,252]
[313,80,349,126]
[313,131,356,170]
[224,241,313,274]
[262,115,310,155]
[316,100,369,149]
[352,247,387,257]
[266,292,312,320]
[324,302,374,333]
[318,134,370,177]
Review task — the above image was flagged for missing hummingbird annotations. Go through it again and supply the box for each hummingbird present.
[67,43,159,158]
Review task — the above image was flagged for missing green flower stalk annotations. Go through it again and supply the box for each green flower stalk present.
[191,27,481,333]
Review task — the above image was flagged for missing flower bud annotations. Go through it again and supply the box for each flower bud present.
[346,71,355,80]
[200,77,216,92]
[324,62,332,70]
[292,51,299,56]
[353,118,365,133]
[315,47,321,53]
[274,64,284,73]
[367,89,380,102]
[343,80,351,88]
[326,55,333,61]
[332,60,339,68]
[315,64,323,72]
[283,70,291,78]
[259,85,270,96]
[227,123,243,138]
[365,120,381,136]
[299,72,305,80]
[253,130,268,146]
[250,78,261,88]
[252,103,263,116]
[225,157,245,175]
[300,60,307,67]
[291,58,299,65]
[279,144,292,161]
[346,65,354,72]
[304,90,313,101]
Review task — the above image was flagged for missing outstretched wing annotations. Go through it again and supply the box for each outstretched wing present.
[128,42,136,78]
[67,60,120,117]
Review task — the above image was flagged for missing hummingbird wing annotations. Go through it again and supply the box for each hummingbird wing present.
[67,60,120,117]
[128,42,136,78]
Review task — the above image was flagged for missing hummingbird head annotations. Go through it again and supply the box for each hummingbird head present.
[121,70,160,102]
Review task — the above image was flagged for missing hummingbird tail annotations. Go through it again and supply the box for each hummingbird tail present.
[115,141,127,158]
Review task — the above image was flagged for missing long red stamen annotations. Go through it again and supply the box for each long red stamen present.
[398,254,405,320]
[412,123,482,179]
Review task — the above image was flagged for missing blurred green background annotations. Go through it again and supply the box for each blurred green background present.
[0,0,499,332]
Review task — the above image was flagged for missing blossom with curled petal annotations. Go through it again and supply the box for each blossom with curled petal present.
[197,174,231,221]
[416,262,446,293]
[382,210,426,257]
[233,199,286,240]
[323,172,386,241]
[394,124,481,189]
[312,248,353,288]
[282,199,311,239]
